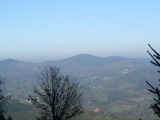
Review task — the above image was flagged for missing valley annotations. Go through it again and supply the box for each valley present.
[0,54,159,120]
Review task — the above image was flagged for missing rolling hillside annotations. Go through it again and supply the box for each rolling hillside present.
[0,54,159,120]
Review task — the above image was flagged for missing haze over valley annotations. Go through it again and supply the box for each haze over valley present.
[0,54,159,120]
[1,1,160,120]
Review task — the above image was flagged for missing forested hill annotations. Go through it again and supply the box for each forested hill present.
[0,54,151,79]
[0,54,153,77]
[61,54,128,66]
[0,54,159,120]
[0,54,156,93]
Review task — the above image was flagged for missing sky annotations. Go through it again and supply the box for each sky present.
[0,0,160,62]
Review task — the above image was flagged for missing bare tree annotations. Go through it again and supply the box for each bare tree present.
[29,66,83,120]
[146,44,160,117]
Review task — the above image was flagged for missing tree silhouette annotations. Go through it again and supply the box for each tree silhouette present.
[146,44,160,117]
[0,77,13,120]
[29,66,83,120]
[0,77,6,120]
[7,116,13,120]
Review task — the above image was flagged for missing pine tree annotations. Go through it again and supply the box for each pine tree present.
[146,44,160,117]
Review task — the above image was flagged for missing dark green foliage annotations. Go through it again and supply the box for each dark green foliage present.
[146,44,160,117]
[0,114,6,120]
[29,66,83,120]
[0,77,6,120]
[0,77,13,120]
[7,115,13,120]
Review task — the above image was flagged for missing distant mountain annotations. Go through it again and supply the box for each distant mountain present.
[0,54,150,79]
[0,54,159,120]
[0,58,39,82]
[66,54,101,60]
[61,54,129,67]
[0,58,19,64]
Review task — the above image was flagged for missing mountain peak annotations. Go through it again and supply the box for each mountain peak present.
[1,58,19,64]
[67,54,101,60]
[63,54,128,67]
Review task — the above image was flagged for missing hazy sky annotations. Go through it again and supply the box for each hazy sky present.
[0,0,160,62]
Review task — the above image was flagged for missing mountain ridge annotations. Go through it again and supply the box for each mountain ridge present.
[0,54,149,64]
[0,53,151,82]
[0,54,158,120]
